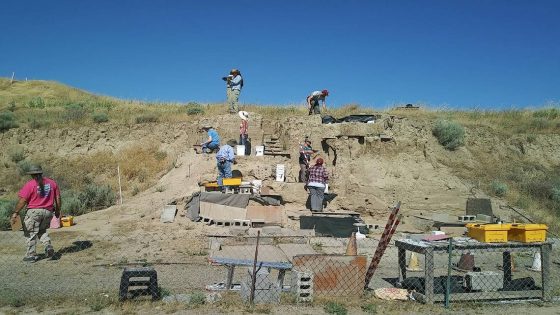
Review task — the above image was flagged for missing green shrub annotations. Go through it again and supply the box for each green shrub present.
[526,134,537,143]
[81,184,115,211]
[92,112,109,123]
[8,100,16,112]
[189,291,206,306]
[432,119,465,150]
[135,114,159,124]
[551,185,560,203]
[62,184,115,216]
[16,160,32,176]
[0,111,18,132]
[324,301,347,315]
[28,97,45,108]
[186,102,205,116]
[491,181,508,197]
[533,108,560,120]
[0,199,17,231]
[529,117,552,130]
[361,303,378,314]
[9,147,25,163]
[62,103,87,121]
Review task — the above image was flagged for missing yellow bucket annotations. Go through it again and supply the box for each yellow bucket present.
[61,216,74,227]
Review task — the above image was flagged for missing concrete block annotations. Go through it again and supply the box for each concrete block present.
[458,215,476,222]
[246,205,284,225]
[160,205,177,223]
[476,213,493,223]
[464,271,503,292]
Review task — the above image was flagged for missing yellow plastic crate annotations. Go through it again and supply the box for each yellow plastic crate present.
[467,223,510,243]
[508,224,548,243]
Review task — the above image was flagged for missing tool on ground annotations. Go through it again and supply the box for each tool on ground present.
[364,201,401,289]
[249,230,261,305]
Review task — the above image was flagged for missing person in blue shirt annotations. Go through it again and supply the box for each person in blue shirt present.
[216,139,237,188]
[200,125,220,153]
[224,69,243,114]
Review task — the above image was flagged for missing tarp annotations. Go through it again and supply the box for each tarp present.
[300,215,368,237]
[321,114,379,124]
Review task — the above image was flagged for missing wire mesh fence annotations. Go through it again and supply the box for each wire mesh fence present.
[1,209,560,310]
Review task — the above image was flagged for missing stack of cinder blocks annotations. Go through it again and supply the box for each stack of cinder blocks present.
[291,270,313,302]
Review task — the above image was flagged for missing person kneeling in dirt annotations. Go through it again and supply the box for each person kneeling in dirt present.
[200,125,221,153]
[216,139,237,190]
[305,158,328,212]
[11,165,61,262]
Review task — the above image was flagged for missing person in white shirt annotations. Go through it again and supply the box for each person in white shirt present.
[306,89,329,115]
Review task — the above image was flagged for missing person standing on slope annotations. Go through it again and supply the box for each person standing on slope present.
[306,89,329,115]
[224,69,243,113]
[11,165,61,262]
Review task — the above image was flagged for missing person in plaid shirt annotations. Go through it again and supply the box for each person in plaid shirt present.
[305,158,328,212]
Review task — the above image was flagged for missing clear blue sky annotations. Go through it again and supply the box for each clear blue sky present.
[2,0,559,109]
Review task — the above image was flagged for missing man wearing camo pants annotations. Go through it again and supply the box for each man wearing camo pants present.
[11,165,61,262]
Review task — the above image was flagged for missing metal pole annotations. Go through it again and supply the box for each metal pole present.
[445,238,453,308]
[117,165,123,205]
[249,230,260,305]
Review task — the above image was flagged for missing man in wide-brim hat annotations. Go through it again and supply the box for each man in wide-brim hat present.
[11,165,62,262]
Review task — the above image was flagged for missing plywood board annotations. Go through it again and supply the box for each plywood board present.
[246,205,284,224]
[200,201,247,221]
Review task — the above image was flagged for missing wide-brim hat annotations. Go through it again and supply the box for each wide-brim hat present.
[27,165,43,175]
[201,124,212,130]
[238,111,249,120]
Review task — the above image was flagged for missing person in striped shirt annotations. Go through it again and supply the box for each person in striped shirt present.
[305,158,329,212]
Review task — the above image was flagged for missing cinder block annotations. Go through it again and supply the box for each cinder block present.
[464,271,503,292]
[458,215,476,222]
[251,219,266,228]
[233,219,251,227]
[476,213,493,223]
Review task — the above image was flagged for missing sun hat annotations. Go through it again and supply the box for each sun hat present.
[238,111,249,120]
[316,158,324,165]
[201,124,212,130]
[27,165,43,175]
[231,68,239,74]
[321,89,329,96]
[227,139,238,147]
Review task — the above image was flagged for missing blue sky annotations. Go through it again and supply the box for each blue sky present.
[2,0,559,109]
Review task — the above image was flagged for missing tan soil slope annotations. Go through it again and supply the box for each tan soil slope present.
[2,112,560,239]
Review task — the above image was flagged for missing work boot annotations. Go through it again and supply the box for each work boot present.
[45,246,55,258]
[23,255,39,263]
